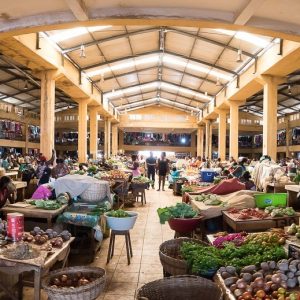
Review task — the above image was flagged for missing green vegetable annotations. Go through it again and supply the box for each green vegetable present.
[157,203,198,224]
[180,241,286,274]
[34,200,61,210]
[106,209,130,218]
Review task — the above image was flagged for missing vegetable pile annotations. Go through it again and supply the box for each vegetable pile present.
[265,206,296,217]
[131,176,153,184]
[157,203,198,224]
[245,232,286,246]
[180,241,286,275]
[194,194,222,206]
[106,209,130,218]
[228,208,269,220]
[220,258,300,299]
[213,233,247,248]
[286,223,300,239]
[50,271,99,289]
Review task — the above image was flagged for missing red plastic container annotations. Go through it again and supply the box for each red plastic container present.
[7,213,24,242]
[168,216,203,234]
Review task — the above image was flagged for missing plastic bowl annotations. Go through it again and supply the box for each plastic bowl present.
[105,211,138,231]
[168,216,203,233]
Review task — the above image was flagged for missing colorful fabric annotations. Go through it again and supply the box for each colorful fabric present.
[32,185,52,199]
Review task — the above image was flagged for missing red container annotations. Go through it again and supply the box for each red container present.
[7,213,24,242]
[168,216,203,234]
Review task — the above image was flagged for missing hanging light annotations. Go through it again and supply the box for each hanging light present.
[112,89,115,96]
[79,44,86,58]
[216,77,222,86]
[236,49,243,62]
[24,80,28,90]
[190,110,193,116]
[204,91,208,96]
[288,84,292,95]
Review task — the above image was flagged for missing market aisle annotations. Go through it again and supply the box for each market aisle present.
[23,188,179,299]
[93,188,178,300]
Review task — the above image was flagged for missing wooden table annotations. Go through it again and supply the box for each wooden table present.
[285,185,300,210]
[13,181,27,202]
[222,210,300,232]
[0,237,74,300]
[1,203,68,227]
[5,171,19,180]
[266,182,295,193]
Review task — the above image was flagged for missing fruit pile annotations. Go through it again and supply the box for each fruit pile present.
[286,223,300,238]
[228,208,269,220]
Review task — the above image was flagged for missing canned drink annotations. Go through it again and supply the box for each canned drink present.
[7,213,24,242]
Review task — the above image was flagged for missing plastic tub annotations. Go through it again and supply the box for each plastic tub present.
[254,193,287,208]
[105,211,138,231]
[200,170,216,182]
[168,216,203,233]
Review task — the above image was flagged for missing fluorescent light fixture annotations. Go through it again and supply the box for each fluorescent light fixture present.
[214,29,269,48]
[86,55,159,77]
[163,54,232,81]
[50,25,112,42]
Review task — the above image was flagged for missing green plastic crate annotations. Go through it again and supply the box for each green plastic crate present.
[254,193,287,208]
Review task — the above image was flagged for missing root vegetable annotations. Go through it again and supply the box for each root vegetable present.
[287,278,297,288]
[224,277,238,286]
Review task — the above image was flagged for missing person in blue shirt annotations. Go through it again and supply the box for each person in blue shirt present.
[168,167,182,188]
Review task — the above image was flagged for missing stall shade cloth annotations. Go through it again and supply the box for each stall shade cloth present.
[54,175,111,202]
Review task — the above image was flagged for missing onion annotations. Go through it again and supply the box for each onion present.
[237,279,247,289]
[271,274,282,284]
[254,277,264,288]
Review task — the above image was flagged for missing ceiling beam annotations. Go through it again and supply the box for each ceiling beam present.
[0,87,38,100]
[234,0,266,25]
[166,27,255,58]
[65,0,89,21]
[82,50,236,76]
[62,28,158,53]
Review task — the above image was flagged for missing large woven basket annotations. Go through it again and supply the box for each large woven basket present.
[42,266,106,300]
[80,182,109,202]
[159,238,206,276]
[136,275,223,300]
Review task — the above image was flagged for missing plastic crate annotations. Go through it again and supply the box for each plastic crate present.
[200,170,216,183]
[254,193,287,208]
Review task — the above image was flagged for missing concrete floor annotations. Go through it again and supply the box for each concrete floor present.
[22,186,178,300]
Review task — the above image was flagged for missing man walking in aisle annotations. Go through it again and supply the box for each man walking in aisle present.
[146,152,156,189]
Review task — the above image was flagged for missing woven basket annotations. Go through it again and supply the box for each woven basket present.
[42,266,106,300]
[136,275,223,300]
[159,238,206,276]
[80,182,108,202]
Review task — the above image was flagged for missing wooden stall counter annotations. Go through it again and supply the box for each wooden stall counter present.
[0,237,74,300]
[12,181,27,202]
[266,182,295,193]
[1,203,68,227]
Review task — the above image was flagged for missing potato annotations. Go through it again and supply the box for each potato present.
[224,277,238,287]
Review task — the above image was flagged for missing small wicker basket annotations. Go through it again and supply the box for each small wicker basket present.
[42,266,106,300]
[136,275,223,300]
[159,238,207,276]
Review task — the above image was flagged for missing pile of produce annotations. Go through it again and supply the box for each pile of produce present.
[131,176,153,184]
[220,259,300,299]
[265,206,296,217]
[286,223,300,238]
[87,165,98,175]
[95,169,128,180]
[23,227,71,249]
[106,209,130,218]
[245,232,286,246]
[27,200,62,210]
[3,242,39,260]
[157,203,198,224]
[213,233,247,248]
[180,241,286,275]
[194,194,222,206]
[50,271,99,289]
[181,182,210,193]
[228,208,269,220]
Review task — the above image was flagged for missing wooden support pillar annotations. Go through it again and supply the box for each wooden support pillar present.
[204,120,211,159]
[119,130,124,154]
[104,118,111,158]
[260,75,282,161]
[40,70,56,160]
[286,119,290,158]
[111,125,118,156]
[229,102,241,160]
[218,110,227,161]
[89,107,98,160]
[78,100,88,163]
[197,126,204,158]
[24,124,29,154]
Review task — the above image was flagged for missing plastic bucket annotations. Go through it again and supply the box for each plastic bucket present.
[254,193,287,208]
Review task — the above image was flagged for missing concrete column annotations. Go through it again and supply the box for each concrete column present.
[191,132,196,156]
[111,125,118,156]
[229,102,240,160]
[24,124,29,154]
[218,110,227,161]
[40,70,56,160]
[197,126,204,158]
[286,119,290,158]
[89,107,98,159]
[261,75,281,161]
[204,120,211,159]
[78,100,88,163]
[104,118,111,158]
[119,130,124,154]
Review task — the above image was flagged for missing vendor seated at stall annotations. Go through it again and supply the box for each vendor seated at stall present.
[51,158,70,179]
[230,157,247,178]
[0,176,17,208]
[239,171,256,190]
[168,167,182,188]
[127,155,140,178]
